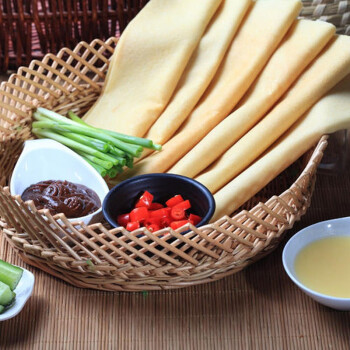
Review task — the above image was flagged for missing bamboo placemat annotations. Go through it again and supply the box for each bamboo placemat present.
[1,167,350,349]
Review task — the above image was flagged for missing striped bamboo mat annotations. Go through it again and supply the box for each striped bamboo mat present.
[0,169,350,349]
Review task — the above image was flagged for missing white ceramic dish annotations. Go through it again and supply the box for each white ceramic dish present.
[0,267,35,321]
[10,139,109,225]
[282,216,350,311]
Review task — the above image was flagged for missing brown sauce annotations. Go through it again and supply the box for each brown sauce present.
[21,180,101,218]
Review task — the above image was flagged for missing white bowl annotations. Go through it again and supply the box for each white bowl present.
[0,267,35,321]
[10,139,109,225]
[282,217,350,311]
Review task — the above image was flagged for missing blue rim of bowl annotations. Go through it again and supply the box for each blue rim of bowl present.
[282,222,350,301]
[102,173,216,229]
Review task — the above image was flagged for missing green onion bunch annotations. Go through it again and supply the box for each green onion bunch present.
[31,107,161,178]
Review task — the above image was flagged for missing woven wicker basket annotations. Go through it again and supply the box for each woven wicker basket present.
[1,0,349,72]
[0,34,329,291]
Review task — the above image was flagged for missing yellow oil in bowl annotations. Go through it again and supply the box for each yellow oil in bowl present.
[294,236,350,298]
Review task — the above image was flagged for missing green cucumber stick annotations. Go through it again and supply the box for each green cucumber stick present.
[32,129,120,165]
[0,281,15,306]
[0,259,23,291]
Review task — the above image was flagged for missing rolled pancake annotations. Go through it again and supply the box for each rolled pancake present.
[83,0,222,137]
[169,19,335,177]
[145,0,252,145]
[196,35,350,193]
[119,0,302,179]
[212,74,350,221]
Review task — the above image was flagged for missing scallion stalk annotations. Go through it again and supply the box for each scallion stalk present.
[31,107,162,178]
[107,167,118,178]
[32,129,120,165]
[75,150,114,170]
[83,158,107,177]
[108,145,125,157]
[68,110,162,150]
[33,119,143,157]
[59,131,110,153]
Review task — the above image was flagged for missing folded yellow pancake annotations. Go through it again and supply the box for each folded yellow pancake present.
[212,74,350,221]
[119,0,302,180]
[145,0,252,145]
[196,35,350,193]
[83,0,222,137]
[169,19,335,177]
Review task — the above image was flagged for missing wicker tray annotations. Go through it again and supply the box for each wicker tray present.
[0,36,328,291]
[1,0,349,73]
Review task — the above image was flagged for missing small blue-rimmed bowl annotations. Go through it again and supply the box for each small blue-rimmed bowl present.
[102,173,215,229]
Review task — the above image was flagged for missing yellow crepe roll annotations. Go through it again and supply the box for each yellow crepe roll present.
[83,0,222,136]
[196,35,350,193]
[145,0,252,145]
[212,74,350,221]
[169,19,335,177]
[119,0,302,180]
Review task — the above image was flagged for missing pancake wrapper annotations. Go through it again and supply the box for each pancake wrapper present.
[170,19,335,178]
[83,0,222,136]
[119,0,302,179]
[212,74,350,220]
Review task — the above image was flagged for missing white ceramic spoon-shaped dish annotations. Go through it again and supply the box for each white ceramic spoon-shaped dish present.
[10,139,109,225]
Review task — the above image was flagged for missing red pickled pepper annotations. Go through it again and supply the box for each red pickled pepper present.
[117,213,129,227]
[188,213,202,225]
[170,206,185,220]
[165,194,184,207]
[116,191,202,231]
[170,220,190,230]
[126,221,140,231]
[135,190,153,208]
[129,206,149,222]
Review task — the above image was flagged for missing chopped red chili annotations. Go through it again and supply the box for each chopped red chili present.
[116,191,202,231]
[165,194,184,207]
[135,190,154,208]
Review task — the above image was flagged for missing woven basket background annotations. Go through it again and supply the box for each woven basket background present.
[0,0,349,72]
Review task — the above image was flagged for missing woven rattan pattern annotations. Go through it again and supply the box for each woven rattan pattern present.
[0,0,349,72]
[0,36,327,291]
[300,0,350,34]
